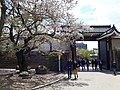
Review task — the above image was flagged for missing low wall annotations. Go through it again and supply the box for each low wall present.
[0,52,67,72]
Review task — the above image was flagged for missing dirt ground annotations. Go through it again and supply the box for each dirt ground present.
[0,69,64,90]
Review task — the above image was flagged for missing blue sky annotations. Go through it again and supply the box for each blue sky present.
[71,0,120,30]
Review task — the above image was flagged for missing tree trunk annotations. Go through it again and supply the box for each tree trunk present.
[16,49,28,72]
[0,0,6,38]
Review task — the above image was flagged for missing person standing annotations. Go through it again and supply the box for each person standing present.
[95,59,98,71]
[67,58,72,79]
[73,61,78,79]
[112,62,117,76]
[99,60,103,71]
[91,59,95,70]
[86,59,90,71]
[81,58,85,71]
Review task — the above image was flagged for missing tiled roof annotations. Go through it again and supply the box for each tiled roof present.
[97,25,120,40]
[83,25,112,37]
[88,25,111,33]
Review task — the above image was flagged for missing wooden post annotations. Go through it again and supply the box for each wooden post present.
[58,54,61,72]
[113,50,116,62]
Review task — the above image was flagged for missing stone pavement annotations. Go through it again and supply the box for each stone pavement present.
[41,70,120,90]
[1,68,120,90]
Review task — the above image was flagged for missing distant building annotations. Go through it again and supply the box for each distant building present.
[76,42,87,49]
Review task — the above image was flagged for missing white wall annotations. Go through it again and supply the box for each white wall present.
[38,39,70,52]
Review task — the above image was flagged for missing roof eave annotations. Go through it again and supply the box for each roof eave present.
[97,30,120,40]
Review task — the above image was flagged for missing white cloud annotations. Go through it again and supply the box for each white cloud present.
[74,0,120,50]
[71,0,120,30]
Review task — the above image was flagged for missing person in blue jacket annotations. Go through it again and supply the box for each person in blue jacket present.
[67,58,72,79]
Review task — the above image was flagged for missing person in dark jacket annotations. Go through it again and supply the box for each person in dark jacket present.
[67,58,72,79]
[81,58,86,71]
[112,62,117,76]
[91,59,95,70]
[99,60,103,71]
[86,59,90,71]
[94,59,98,71]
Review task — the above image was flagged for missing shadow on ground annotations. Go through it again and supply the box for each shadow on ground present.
[43,78,89,90]
[0,69,63,90]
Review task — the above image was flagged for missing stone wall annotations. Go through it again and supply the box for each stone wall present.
[0,52,17,68]
[0,51,67,72]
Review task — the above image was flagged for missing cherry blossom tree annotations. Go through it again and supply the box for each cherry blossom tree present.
[1,0,90,73]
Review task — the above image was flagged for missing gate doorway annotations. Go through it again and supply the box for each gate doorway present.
[76,25,120,70]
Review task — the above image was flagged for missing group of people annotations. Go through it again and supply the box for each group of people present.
[66,57,118,79]
[66,57,104,79]
[78,58,103,71]
[91,59,103,71]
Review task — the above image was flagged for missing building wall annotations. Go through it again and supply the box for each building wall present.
[112,38,120,50]
[34,39,70,52]
[99,38,120,71]
[115,51,120,70]
[76,42,87,49]
[112,38,120,70]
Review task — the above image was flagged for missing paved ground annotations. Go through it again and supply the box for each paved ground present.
[1,68,120,90]
[41,70,120,90]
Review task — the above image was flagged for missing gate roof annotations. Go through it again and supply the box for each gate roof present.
[81,25,119,41]
[97,25,120,40]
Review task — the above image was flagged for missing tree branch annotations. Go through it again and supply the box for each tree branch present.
[9,24,15,43]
